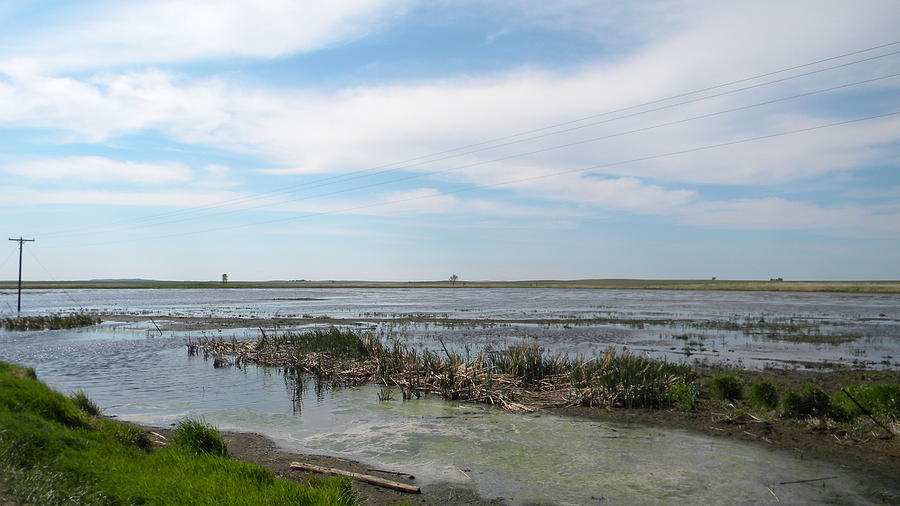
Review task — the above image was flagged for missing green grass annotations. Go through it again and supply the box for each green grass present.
[708,375,743,401]
[782,386,836,419]
[172,418,230,457]
[0,360,357,505]
[833,384,900,419]
[748,381,778,409]
[2,313,101,331]
[667,382,699,411]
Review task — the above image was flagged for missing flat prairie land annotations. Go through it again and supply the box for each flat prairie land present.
[1,279,899,292]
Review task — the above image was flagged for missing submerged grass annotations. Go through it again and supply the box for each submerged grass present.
[0,360,358,505]
[1,313,101,331]
[194,327,696,412]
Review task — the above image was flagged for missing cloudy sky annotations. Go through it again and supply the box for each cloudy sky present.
[1,0,898,281]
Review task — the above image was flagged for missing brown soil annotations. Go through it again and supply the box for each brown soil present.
[145,427,504,505]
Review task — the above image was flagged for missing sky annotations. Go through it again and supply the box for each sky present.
[1,0,899,281]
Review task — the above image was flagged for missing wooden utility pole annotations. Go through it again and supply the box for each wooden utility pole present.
[8,237,34,313]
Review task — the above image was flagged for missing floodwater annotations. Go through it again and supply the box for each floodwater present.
[3,287,899,369]
[1,288,898,503]
[0,323,894,504]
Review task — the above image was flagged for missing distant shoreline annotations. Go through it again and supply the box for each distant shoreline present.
[1,279,899,293]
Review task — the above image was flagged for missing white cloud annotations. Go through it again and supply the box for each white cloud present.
[4,156,193,184]
[0,0,411,75]
[681,197,900,235]
[0,0,898,239]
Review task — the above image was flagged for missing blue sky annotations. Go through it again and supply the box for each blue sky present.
[1,0,899,281]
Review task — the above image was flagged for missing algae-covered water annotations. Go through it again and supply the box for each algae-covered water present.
[0,321,894,504]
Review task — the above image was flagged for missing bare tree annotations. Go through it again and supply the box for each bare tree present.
[449,274,459,285]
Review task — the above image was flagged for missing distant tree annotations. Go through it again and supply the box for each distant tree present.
[222,273,228,284]
[449,274,459,285]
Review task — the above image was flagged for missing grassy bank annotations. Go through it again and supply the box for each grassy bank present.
[2,278,899,292]
[1,313,101,331]
[0,361,357,505]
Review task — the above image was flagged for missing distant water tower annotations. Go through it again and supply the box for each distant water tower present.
[222,273,228,285]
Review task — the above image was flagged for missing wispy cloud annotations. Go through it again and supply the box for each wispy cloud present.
[3,156,193,184]
[0,0,412,75]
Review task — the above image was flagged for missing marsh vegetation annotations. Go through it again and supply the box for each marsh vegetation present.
[1,313,101,331]
[188,327,900,441]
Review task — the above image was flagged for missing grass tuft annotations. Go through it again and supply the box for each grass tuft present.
[668,382,699,411]
[782,386,836,419]
[749,381,779,409]
[172,418,230,457]
[708,375,743,401]
[70,390,102,417]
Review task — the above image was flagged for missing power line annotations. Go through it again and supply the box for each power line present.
[68,110,900,248]
[36,41,900,239]
[45,65,900,238]
[26,249,85,310]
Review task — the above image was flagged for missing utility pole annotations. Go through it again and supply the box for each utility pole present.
[8,237,35,313]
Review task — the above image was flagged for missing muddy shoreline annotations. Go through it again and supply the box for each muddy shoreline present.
[140,426,502,505]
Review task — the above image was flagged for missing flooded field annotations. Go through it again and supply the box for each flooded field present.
[0,320,895,504]
[3,287,899,369]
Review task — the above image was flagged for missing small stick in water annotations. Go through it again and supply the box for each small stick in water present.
[778,476,838,485]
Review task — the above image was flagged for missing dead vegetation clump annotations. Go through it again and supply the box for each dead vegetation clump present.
[187,327,695,412]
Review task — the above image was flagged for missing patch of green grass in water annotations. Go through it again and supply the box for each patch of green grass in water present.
[1,313,101,331]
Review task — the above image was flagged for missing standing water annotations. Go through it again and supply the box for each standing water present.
[1,288,898,503]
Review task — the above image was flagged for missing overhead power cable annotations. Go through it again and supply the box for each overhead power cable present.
[49,71,900,235]
[68,110,900,248]
[36,41,900,238]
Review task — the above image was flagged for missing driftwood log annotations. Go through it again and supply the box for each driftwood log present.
[290,462,421,494]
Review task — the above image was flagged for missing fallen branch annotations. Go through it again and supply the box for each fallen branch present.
[290,462,421,494]
[777,476,838,485]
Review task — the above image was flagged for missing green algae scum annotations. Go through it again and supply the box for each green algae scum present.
[0,361,357,505]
